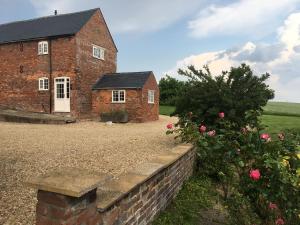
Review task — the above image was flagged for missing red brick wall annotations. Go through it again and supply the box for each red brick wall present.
[92,89,143,122]
[141,73,160,122]
[75,9,117,116]
[92,73,159,122]
[0,37,76,113]
[34,145,196,225]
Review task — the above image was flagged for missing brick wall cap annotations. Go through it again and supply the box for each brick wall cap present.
[96,144,194,211]
[26,167,111,197]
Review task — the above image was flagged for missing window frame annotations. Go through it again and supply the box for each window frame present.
[92,45,105,60]
[111,90,126,103]
[38,41,49,55]
[39,77,49,91]
[148,90,155,104]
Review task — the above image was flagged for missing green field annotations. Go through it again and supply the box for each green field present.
[160,102,300,134]
[263,101,300,117]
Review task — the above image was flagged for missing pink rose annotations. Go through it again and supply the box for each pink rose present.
[219,112,225,118]
[275,218,285,225]
[268,202,278,210]
[260,133,271,142]
[207,130,216,137]
[241,127,247,134]
[166,123,173,129]
[278,133,285,141]
[199,125,207,133]
[249,169,261,181]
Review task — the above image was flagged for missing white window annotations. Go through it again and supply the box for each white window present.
[38,41,48,55]
[93,45,105,60]
[112,90,125,103]
[148,90,155,104]
[39,77,49,91]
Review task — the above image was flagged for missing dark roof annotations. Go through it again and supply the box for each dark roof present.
[0,9,98,44]
[92,72,153,90]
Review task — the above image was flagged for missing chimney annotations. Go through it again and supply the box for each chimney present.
[54,10,58,15]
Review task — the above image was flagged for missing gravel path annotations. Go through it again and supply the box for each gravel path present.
[0,115,178,225]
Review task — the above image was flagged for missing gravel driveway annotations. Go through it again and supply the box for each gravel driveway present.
[0,115,178,225]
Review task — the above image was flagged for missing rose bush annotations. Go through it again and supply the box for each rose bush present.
[167,110,300,225]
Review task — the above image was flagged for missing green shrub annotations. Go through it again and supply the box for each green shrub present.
[167,111,300,225]
[159,75,186,106]
[174,64,274,128]
[100,110,128,123]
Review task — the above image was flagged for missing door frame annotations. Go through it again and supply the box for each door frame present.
[54,77,71,113]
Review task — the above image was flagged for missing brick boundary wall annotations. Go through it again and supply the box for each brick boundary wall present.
[27,144,195,225]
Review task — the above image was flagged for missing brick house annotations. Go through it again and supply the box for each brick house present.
[0,8,159,122]
[92,71,159,122]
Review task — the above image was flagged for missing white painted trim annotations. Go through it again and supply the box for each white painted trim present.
[38,77,49,91]
[148,90,155,104]
[38,41,48,55]
[54,77,71,112]
[92,44,105,60]
[111,90,126,103]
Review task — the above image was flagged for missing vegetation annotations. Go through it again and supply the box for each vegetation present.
[152,175,219,225]
[156,64,300,225]
[153,175,264,225]
[159,105,176,116]
[100,110,129,123]
[264,102,300,117]
[263,115,300,134]
[174,64,274,127]
[159,104,300,135]
[159,75,186,106]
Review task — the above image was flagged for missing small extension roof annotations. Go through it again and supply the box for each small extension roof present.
[0,9,98,44]
[92,72,153,90]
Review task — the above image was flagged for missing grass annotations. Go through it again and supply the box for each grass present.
[263,101,300,117]
[262,115,300,134]
[160,105,176,116]
[159,102,300,134]
[153,175,261,225]
[152,175,221,225]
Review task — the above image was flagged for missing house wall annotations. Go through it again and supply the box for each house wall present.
[0,36,77,113]
[92,89,143,122]
[75,9,117,116]
[141,73,160,122]
[92,74,159,122]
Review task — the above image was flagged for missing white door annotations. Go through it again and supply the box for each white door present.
[54,77,70,112]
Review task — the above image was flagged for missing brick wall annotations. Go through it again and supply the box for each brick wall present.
[75,9,117,116]
[92,89,143,122]
[0,36,76,113]
[30,144,195,225]
[92,73,159,122]
[97,146,195,225]
[140,73,159,122]
[36,189,100,225]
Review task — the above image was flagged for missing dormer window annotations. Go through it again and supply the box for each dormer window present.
[38,41,48,55]
[93,45,105,60]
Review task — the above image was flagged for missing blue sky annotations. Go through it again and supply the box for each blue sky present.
[1,0,300,102]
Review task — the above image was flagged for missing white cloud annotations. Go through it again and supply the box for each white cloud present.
[29,0,207,34]
[188,0,300,38]
[167,12,300,102]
